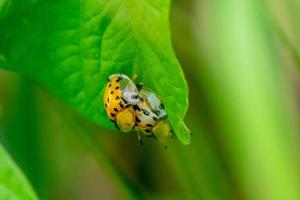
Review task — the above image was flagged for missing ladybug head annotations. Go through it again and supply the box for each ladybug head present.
[115,107,135,133]
[152,120,173,143]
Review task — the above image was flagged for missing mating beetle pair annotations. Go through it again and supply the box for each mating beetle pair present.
[103,74,173,144]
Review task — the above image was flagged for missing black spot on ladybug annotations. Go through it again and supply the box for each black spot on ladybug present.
[110,91,114,94]
[133,105,140,111]
[115,86,120,89]
[145,129,151,133]
[115,96,120,100]
[121,97,127,103]
[153,110,160,116]
[105,103,107,108]
[119,102,124,108]
[142,109,150,116]
[108,83,112,87]
[111,113,115,117]
[114,108,118,112]
[116,77,122,82]
[107,98,110,103]
[131,94,138,99]
[136,117,141,123]
[146,124,153,127]
[152,117,158,121]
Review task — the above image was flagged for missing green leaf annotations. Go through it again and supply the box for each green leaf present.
[0,144,39,200]
[0,0,190,144]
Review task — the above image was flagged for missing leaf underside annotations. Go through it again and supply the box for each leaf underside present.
[0,0,190,144]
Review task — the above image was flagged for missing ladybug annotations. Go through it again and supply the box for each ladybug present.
[133,88,173,143]
[103,74,140,132]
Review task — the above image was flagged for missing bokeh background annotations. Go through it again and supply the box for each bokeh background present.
[1,0,300,199]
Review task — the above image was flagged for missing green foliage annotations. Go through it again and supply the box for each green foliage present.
[0,144,38,200]
[0,0,190,144]
[2,78,45,196]
[198,0,300,199]
[2,0,300,200]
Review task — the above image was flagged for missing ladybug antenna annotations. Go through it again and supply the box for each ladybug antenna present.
[132,74,138,81]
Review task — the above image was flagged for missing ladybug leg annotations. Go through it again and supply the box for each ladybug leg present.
[169,130,175,139]
[136,130,143,146]
[113,121,121,132]
[151,132,157,140]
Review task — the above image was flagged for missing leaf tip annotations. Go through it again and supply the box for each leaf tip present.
[175,121,191,145]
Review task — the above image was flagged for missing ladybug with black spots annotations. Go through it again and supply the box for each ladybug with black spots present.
[103,74,140,132]
[133,88,173,143]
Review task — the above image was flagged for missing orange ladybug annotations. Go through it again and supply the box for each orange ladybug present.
[103,74,139,132]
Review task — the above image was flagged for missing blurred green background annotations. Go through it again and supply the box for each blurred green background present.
[1,0,300,199]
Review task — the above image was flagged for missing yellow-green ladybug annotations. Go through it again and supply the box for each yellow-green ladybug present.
[133,88,173,143]
[103,74,139,132]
